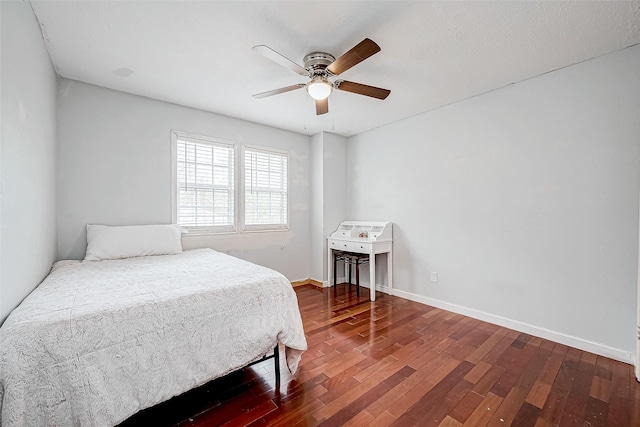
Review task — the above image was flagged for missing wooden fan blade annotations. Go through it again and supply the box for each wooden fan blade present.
[316,98,328,115]
[252,84,304,99]
[327,38,381,75]
[336,80,390,100]
[253,45,308,76]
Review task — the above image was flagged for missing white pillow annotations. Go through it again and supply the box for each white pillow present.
[84,224,183,261]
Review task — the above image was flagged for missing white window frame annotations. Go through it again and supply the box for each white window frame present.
[240,144,290,233]
[171,131,291,235]
[171,130,238,234]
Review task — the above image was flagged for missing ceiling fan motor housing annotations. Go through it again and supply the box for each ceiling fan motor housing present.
[303,52,336,76]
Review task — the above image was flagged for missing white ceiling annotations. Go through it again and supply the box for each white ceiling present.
[30,1,640,137]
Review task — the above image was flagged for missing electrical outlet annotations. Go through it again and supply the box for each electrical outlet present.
[430,272,438,283]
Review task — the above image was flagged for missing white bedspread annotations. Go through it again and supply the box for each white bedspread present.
[0,249,307,426]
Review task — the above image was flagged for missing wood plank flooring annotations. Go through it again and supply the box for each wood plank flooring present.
[120,284,640,426]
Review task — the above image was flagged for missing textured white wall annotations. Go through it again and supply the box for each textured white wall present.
[310,134,324,281]
[321,133,348,281]
[0,2,58,323]
[347,45,640,358]
[309,132,348,283]
[57,80,311,281]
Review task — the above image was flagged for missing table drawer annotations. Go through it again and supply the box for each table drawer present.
[329,239,371,254]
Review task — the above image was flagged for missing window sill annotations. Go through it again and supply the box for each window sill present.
[181,227,290,237]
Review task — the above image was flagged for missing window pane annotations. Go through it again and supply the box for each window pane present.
[175,135,234,230]
[244,148,288,228]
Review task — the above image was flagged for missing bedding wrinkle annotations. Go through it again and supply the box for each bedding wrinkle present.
[0,249,307,426]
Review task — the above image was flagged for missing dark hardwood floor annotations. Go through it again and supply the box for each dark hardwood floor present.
[121,284,640,426]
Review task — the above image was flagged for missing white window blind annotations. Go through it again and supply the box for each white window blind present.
[175,134,235,232]
[244,147,288,230]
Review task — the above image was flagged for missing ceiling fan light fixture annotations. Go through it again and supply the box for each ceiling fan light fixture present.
[306,76,332,100]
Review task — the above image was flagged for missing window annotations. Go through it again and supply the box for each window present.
[172,131,290,234]
[243,147,289,231]
[172,131,235,233]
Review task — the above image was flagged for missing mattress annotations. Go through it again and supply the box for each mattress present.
[0,248,307,426]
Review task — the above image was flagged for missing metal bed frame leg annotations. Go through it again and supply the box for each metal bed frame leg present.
[244,345,281,388]
[274,345,281,387]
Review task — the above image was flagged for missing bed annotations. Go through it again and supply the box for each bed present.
[0,247,307,426]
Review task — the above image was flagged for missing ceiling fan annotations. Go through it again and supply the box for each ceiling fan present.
[252,38,390,115]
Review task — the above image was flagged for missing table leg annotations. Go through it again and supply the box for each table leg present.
[369,253,376,301]
[327,247,334,288]
[356,261,360,296]
[333,251,337,290]
[387,250,393,293]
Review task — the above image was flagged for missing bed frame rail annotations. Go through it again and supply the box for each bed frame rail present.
[244,345,280,386]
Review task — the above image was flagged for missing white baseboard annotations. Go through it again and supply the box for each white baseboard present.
[389,288,634,365]
[309,279,342,288]
[318,276,348,287]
